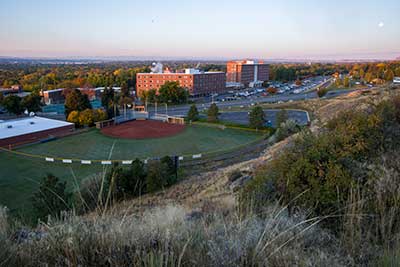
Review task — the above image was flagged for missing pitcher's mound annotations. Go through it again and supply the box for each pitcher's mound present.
[101,120,186,139]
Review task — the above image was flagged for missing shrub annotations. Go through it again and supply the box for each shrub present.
[317,87,328,97]
[243,97,400,228]
[274,119,301,141]
[32,174,71,220]
[161,156,178,186]
[78,109,95,127]
[67,110,80,126]
[146,160,167,193]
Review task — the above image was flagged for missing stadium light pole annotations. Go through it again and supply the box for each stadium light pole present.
[165,103,168,116]
[155,101,157,116]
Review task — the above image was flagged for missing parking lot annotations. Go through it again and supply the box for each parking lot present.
[200,76,331,104]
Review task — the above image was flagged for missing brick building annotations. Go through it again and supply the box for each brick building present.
[136,69,226,97]
[226,60,269,87]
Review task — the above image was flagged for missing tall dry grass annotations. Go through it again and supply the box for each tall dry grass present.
[1,202,352,266]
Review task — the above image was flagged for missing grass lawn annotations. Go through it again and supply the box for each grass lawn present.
[0,125,262,216]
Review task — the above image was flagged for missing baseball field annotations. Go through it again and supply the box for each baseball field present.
[0,123,263,215]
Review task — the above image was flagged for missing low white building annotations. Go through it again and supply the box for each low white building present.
[0,116,74,148]
[394,77,400,84]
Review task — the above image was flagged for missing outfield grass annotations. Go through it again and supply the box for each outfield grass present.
[0,125,262,215]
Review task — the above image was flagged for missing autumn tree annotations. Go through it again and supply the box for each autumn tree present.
[79,109,95,126]
[67,110,80,126]
[384,69,395,81]
[343,76,350,88]
[64,89,91,116]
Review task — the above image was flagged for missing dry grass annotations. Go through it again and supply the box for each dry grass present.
[1,203,352,266]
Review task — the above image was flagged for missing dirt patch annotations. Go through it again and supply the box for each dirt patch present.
[101,120,186,139]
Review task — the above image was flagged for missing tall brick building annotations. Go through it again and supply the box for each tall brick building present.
[226,60,269,87]
[136,69,226,97]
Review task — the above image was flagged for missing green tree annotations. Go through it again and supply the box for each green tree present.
[207,103,219,122]
[161,156,178,186]
[276,109,288,127]
[249,106,265,129]
[101,86,119,118]
[21,93,42,112]
[158,81,188,104]
[32,174,71,220]
[0,92,4,104]
[128,159,147,196]
[64,89,91,116]
[187,104,199,121]
[140,89,157,104]
[146,161,167,193]
[2,95,23,114]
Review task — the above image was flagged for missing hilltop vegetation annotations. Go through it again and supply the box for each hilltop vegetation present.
[1,87,400,266]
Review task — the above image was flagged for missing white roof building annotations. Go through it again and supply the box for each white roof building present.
[0,117,73,140]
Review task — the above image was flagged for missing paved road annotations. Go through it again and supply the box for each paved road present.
[148,88,355,117]
[218,110,309,127]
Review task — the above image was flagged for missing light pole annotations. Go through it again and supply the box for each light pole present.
[165,103,168,116]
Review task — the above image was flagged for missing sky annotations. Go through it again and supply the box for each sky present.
[0,0,399,60]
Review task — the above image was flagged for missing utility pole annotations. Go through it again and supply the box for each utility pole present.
[165,103,168,116]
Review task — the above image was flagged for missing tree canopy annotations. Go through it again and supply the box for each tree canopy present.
[64,89,92,116]
[207,103,219,122]
[249,106,265,129]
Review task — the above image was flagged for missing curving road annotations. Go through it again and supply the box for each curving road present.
[147,88,354,119]
[218,110,309,127]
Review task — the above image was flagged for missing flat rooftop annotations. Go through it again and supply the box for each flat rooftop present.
[0,116,73,139]
[137,71,224,75]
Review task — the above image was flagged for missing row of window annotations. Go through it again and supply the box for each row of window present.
[138,75,192,79]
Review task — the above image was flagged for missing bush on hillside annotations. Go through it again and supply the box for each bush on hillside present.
[274,119,301,141]
[242,96,400,229]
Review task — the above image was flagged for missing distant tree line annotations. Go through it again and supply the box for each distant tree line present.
[269,61,400,82]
